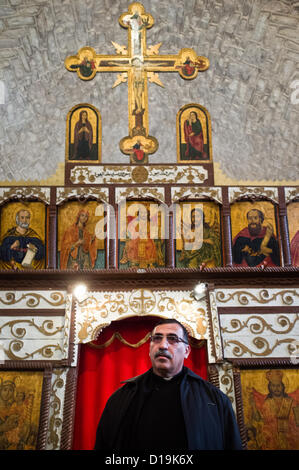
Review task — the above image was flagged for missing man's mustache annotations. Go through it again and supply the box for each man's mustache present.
[154,349,172,359]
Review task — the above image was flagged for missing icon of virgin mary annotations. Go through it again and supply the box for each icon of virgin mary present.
[73,110,93,160]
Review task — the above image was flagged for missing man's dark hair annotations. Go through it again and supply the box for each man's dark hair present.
[246,209,264,223]
[152,318,189,344]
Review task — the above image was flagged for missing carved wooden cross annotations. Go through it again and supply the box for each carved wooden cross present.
[130,289,155,314]
[65,2,209,164]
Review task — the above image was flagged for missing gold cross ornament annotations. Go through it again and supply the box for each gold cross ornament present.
[65,2,209,164]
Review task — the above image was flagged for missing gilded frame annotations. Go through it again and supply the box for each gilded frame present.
[57,199,106,270]
[230,199,282,267]
[231,359,299,450]
[177,103,213,163]
[65,103,102,163]
[118,199,166,269]
[0,200,47,271]
[174,199,223,268]
[0,366,52,450]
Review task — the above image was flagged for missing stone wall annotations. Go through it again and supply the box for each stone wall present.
[0,0,298,184]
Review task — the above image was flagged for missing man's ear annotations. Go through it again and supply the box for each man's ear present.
[184,345,191,359]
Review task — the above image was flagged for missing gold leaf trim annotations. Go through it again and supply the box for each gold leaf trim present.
[48,370,64,450]
[229,186,278,203]
[0,292,65,307]
[0,187,51,204]
[0,319,64,338]
[224,337,296,357]
[89,332,204,349]
[216,289,299,306]
[222,314,299,335]
[89,331,151,349]
[5,341,63,360]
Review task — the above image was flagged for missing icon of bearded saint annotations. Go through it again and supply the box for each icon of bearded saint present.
[232,209,280,267]
[0,209,45,270]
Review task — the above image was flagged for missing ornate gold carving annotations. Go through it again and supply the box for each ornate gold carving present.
[77,293,129,341]
[75,289,207,343]
[132,166,149,183]
[77,311,99,342]
[48,369,65,450]
[216,289,299,306]
[5,340,63,360]
[285,186,299,203]
[70,165,208,185]
[115,186,165,203]
[228,186,279,203]
[129,289,156,315]
[224,337,297,357]
[156,292,206,339]
[196,316,207,337]
[0,319,64,338]
[0,186,51,204]
[219,364,235,404]
[62,294,72,359]
[208,291,223,361]
[92,323,111,341]
[0,292,65,307]
[89,331,151,349]
[222,314,299,335]
[171,186,222,204]
[56,187,109,204]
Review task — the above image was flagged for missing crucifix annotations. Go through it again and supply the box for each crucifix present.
[65,2,209,164]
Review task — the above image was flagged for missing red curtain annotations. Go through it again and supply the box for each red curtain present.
[72,316,208,450]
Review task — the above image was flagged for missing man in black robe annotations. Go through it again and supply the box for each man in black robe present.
[94,319,242,451]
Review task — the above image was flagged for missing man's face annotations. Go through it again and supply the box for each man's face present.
[17,210,30,229]
[247,210,262,236]
[269,382,284,397]
[149,323,190,378]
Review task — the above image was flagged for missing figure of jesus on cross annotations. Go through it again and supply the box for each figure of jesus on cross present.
[65,2,209,164]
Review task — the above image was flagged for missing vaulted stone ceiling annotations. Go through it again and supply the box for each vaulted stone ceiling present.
[0,0,298,184]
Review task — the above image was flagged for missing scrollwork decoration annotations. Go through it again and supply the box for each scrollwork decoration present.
[48,370,65,450]
[0,319,64,338]
[5,340,63,360]
[0,292,65,307]
[216,289,299,306]
[222,314,299,335]
[219,364,235,404]
[224,337,297,357]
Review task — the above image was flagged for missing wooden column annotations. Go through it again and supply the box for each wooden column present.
[278,187,292,266]
[165,186,174,268]
[47,187,57,269]
[108,186,117,269]
[222,187,233,267]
